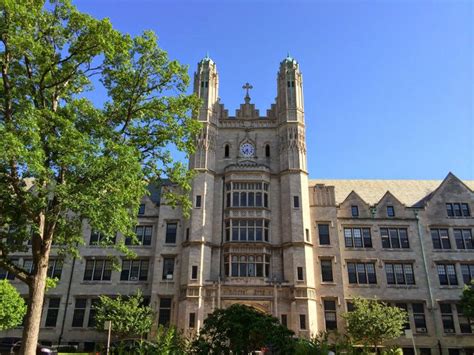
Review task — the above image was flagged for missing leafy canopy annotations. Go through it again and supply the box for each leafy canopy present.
[342,297,407,349]
[459,280,474,319]
[0,279,27,330]
[0,0,201,279]
[94,290,153,339]
[191,304,295,354]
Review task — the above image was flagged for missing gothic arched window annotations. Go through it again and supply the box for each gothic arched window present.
[265,144,270,157]
[224,144,229,158]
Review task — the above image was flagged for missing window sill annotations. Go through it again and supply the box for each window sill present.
[344,248,375,251]
[439,285,462,289]
[119,280,148,283]
[382,248,412,252]
[387,285,418,289]
[81,281,112,284]
[318,244,332,248]
[321,282,336,285]
[348,284,379,288]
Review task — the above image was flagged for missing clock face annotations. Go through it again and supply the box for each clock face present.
[240,143,255,157]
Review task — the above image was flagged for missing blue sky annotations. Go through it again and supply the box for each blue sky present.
[74,0,473,180]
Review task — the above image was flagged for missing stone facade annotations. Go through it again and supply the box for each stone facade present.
[1,56,474,354]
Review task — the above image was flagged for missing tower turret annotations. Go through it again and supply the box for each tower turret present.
[277,54,305,122]
[194,55,219,122]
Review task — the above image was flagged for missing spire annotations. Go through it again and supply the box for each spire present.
[200,52,213,64]
[281,53,298,66]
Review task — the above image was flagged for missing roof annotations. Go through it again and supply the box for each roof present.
[309,178,474,207]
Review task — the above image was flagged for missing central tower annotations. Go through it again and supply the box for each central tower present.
[178,55,317,337]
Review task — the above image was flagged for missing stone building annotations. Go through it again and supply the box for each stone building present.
[1,56,473,354]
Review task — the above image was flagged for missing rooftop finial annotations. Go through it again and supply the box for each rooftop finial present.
[242,82,253,103]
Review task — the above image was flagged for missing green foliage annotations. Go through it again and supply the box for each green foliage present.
[0,0,201,276]
[154,325,188,355]
[342,297,407,351]
[294,331,352,355]
[191,304,295,354]
[94,290,153,339]
[459,280,474,319]
[0,279,27,330]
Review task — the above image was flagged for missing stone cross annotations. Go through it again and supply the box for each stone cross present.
[242,82,253,103]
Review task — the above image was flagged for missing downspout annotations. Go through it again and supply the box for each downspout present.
[57,255,76,346]
[414,209,441,349]
[218,176,225,308]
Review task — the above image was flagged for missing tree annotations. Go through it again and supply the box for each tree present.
[94,291,153,339]
[0,279,27,330]
[342,298,407,353]
[459,280,474,319]
[0,0,201,352]
[191,304,295,354]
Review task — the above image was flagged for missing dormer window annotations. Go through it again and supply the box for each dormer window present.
[224,144,229,158]
[446,203,470,217]
[387,206,395,217]
[351,205,359,217]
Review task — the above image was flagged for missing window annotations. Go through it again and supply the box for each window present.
[412,303,427,333]
[305,229,310,242]
[224,253,270,278]
[324,300,337,330]
[461,264,474,284]
[165,223,177,244]
[158,298,172,325]
[321,260,333,282]
[297,267,304,281]
[87,299,99,328]
[457,304,473,334]
[47,259,63,279]
[83,259,112,281]
[351,205,359,217]
[191,265,198,280]
[440,303,455,333]
[293,196,300,208]
[265,144,270,157]
[138,203,145,215]
[437,264,458,286]
[195,195,202,208]
[45,297,60,327]
[120,259,149,281]
[347,262,377,284]
[224,144,229,158]
[380,228,409,249]
[431,229,451,249]
[185,228,190,241]
[385,263,415,285]
[281,314,288,327]
[125,225,152,246]
[225,182,269,208]
[387,206,395,217]
[344,228,372,248]
[318,224,330,245]
[395,303,410,330]
[72,298,87,327]
[225,219,270,242]
[454,229,473,249]
[299,314,306,330]
[162,258,174,280]
[346,302,355,312]
[447,203,470,217]
[189,313,196,328]
[89,231,115,245]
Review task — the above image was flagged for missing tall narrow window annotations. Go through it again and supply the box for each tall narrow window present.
[299,314,306,330]
[431,229,451,249]
[186,228,190,241]
[224,144,229,158]
[162,258,175,280]
[305,229,310,242]
[165,223,177,244]
[265,144,270,157]
[318,224,330,245]
[72,298,87,327]
[293,196,300,208]
[387,206,395,217]
[457,304,473,333]
[189,313,196,328]
[195,195,202,208]
[45,298,61,327]
[191,265,198,280]
[440,303,455,333]
[281,314,288,327]
[324,300,337,330]
[297,267,304,281]
[437,264,458,285]
[158,298,172,325]
[138,203,145,215]
[321,260,333,282]
[351,205,359,217]
[412,303,427,333]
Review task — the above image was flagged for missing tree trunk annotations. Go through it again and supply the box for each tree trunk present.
[20,253,50,354]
